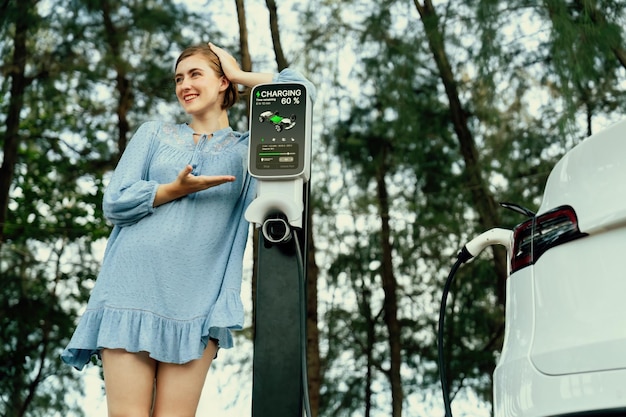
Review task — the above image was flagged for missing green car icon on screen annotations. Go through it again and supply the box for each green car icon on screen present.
[259,111,296,132]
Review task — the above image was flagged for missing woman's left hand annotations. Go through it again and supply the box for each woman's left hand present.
[209,42,273,88]
[209,43,242,83]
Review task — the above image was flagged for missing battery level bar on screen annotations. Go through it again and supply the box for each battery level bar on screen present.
[259,152,297,156]
[259,151,296,163]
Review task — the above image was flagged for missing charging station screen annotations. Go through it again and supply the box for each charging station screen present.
[249,83,309,178]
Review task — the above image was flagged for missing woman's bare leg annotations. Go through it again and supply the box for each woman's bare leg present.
[152,341,218,417]
[101,349,157,417]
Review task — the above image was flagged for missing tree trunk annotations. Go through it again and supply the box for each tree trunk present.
[235,0,253,118]
[0,0,36,247]
[374,145,404,417]
[413,0,507,305]
[359,282,374,417]
[235,0,252,73]
[101,0,133,157]
[265,0,289,70]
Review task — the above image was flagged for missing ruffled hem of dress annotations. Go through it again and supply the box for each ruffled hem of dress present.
[60,291,244,371]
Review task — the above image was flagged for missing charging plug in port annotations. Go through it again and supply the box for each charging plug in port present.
[262,216,292,244]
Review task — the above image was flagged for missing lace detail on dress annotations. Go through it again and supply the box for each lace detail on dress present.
[159,123,194,150]
[210,132,238,154]
[157,123,239,155]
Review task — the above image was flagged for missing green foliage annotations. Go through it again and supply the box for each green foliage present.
[511,0,626,133]
[2,0,626,416]
[0,0,230,415]
[308,0,626,415]
[0,251,91,417]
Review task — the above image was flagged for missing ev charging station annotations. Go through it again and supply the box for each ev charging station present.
[245,81,313,417]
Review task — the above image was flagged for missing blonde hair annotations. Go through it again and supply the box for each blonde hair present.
[175,44,239,110]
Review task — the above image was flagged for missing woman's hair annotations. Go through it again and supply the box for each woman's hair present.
[175,44,239,110]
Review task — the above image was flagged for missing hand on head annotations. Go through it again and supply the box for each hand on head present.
[208,43,242,84]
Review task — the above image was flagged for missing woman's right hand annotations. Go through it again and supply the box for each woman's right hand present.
[153,165,235,207]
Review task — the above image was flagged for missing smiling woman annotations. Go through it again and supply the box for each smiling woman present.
[60,42,316,417]
[174,44,240,118]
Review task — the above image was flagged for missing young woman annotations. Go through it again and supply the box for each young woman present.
[61,43,315,417]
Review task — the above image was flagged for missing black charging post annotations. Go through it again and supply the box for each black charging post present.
[244,81,313,417]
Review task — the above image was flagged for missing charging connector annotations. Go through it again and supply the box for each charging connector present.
[438,227,513,417]
[463,227,512,260]
[262,216,293,244]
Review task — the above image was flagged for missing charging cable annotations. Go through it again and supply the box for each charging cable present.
[292,232,313,417]
[438,228,512,417]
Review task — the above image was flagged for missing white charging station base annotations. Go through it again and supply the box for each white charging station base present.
[244,179,304,228]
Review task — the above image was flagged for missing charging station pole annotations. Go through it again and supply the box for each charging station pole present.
[245,82,313,417]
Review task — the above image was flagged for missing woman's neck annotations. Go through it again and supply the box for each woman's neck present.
[189,111,229,136]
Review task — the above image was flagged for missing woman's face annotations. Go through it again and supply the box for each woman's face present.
[174,54,228,116]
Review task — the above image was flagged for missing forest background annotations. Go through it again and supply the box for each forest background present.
[1,0,626,416]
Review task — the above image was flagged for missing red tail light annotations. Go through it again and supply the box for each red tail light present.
[510,205,587,273]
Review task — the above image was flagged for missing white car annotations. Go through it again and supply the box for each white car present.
[494,119,626,417]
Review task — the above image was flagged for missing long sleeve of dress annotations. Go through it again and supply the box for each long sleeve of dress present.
[273,68,317,103]
[102,121,160,227]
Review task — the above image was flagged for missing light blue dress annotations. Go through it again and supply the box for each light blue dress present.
[61,69,315,370]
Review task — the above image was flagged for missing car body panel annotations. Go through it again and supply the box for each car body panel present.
[539,120,626,232]
[494,119,626,417]
[495,352,626,417]
[530,226,626,375]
